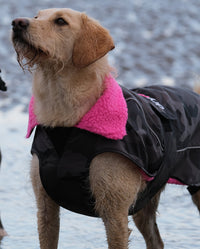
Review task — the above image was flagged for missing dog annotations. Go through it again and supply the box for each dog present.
[12,8,200,249]
[0,73,7,239]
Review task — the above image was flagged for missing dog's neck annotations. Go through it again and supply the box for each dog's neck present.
[32,58,110,127]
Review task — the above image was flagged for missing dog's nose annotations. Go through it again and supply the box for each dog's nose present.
[12,18,29,31]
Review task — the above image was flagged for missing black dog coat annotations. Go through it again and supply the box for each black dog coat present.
[30,83,200,217]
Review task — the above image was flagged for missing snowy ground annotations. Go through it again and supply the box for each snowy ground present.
[0,0,200,248]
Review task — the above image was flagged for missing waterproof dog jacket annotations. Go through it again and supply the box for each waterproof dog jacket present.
[29,76,200,217]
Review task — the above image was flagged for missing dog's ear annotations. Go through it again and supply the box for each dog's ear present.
[72,14,115,68]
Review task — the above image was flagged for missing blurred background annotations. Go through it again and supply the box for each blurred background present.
[0,0,200,248]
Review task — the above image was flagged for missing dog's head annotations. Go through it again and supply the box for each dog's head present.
[12,8,115,69]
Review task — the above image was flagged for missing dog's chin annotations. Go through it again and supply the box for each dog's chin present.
[12,35,47,70]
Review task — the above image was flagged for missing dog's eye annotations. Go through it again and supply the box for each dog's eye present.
[55,18,68,26]
[34,16,38,19]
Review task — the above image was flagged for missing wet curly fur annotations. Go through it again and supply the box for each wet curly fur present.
[12,8,200,249]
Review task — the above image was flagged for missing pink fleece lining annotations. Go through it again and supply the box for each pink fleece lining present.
[26,96,38,138]
[141,171,184,185]
[75,75,128,139]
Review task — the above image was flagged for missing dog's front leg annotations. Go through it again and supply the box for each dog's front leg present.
[90,152,143,249]
[31,154,60,249]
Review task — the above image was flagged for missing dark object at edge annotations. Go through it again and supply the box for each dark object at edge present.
[0,70,7,91]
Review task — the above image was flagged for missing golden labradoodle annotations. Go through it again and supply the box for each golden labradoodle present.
[12,8,200,249]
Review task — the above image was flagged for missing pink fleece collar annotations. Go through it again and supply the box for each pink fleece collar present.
[26,95,38,138]
[26,75,128,139]
[75,75,127,139]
